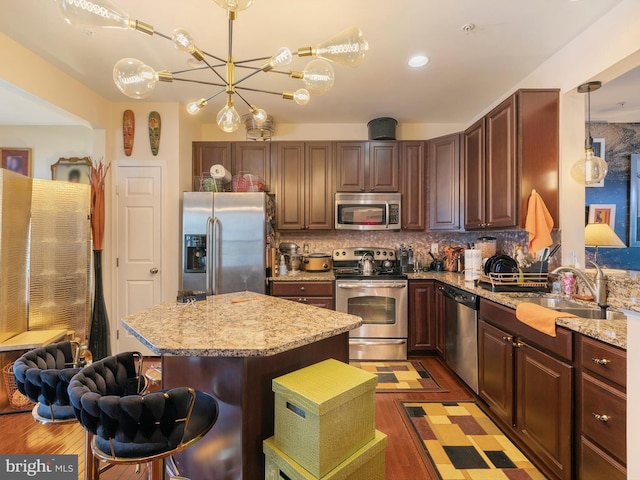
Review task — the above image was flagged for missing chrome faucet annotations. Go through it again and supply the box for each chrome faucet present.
[550,261,608,308]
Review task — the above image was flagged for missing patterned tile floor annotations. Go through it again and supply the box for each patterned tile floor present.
[350,361,446,392]
[401,401,546,480]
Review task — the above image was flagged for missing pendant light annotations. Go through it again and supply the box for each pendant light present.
[571,81,608,185]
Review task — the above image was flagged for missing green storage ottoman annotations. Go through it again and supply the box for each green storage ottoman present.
[264,430,387,480]
[272,359,377,478]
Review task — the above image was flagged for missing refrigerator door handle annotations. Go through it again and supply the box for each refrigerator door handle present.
[206,216,220,295]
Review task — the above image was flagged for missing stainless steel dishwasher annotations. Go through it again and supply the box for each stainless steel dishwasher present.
[443,285,480,393]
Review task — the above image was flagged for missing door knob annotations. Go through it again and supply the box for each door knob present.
[150,267,159,274]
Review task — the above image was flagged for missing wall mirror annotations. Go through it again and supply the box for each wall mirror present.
[583,62,640,270]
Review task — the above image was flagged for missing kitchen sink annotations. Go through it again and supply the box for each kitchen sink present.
[521,297,586,309]
[516,296,626,320]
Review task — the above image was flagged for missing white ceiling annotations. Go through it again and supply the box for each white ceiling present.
[0,0,637,127]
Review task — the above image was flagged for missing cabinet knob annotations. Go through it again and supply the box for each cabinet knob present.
[592,413,611,423]
[591,357,611,365]
[502,335,512,343]
[299,286,305,291]
[297,297,307,303]
[150,267,159,274]
[512,341,524,348]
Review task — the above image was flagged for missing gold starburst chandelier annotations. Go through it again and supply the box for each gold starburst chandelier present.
[55,0,369,133]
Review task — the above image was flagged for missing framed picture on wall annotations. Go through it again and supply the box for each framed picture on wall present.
[1,148,32,177]
[588,203,616,228]
[51,157,92,184]
[587,138,605,187]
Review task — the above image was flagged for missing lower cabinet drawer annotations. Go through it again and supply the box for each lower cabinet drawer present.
[278,296,334,310]
[580,372,626,464]
[580,436,626,480]
[270,281,334,297]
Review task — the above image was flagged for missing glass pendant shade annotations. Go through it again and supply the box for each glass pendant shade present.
[55,0,131,29]
[113,58,159,99]
[571,148,608,185]
[217,101,242,132]
[313,26,369,67]
[213,0,255,12]
[301,59,335,95]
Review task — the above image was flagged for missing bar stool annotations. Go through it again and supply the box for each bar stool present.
[12,340,83,423]
[68,351,219,480]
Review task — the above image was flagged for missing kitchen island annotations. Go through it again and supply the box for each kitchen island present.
[121,291,362,480]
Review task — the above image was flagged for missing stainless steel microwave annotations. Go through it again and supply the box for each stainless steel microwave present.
[335,193,401,231]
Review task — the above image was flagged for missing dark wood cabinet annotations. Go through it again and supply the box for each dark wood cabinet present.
[577,336,626,479]
[464,89,559,230]
[335,142,367,192]
[434,282,445,357]
[368,141,399,192]
[192,141,271,189]
[273,142,333,231]
[428,133,461,230]
[233,142,271,189]
[335,141,399,192]
[478,299,572,480]
[270,281,334,309]
[408,280,435,352]
[192,142,232,189]
[400,141,426,230]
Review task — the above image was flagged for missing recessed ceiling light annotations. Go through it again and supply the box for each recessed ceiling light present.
[408,55,430,68]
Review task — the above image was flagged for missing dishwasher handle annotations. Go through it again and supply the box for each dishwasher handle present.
[443,285,479,310]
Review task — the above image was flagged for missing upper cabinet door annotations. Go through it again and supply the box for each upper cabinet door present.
[232,142,272,189]
[463,119,485,230]
[192,142,232,188]
[428,133,461,231]
[305,142,334,230]
[335,142,367,192]
[369,142,399,192]
[485,95,518,228]
[401,141,426,230]
[274,142,305,230]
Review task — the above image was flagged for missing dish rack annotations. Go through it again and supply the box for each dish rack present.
[476,271,549,292]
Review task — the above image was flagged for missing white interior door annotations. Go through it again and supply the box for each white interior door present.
[115,164,163,355]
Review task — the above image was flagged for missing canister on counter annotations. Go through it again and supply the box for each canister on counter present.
[477,236,497,259]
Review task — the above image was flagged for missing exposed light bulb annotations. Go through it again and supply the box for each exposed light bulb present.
[217,101,241,132]
[212,0,255,12]
[113,58,159,99]
[251,107,268,125]
[186,99,207,115]
[301,59,334,95]
[55,0,132,29]
[264,47,293,71]
[293,89,310,105]
[172,29,196,54]
[301,26,368,67]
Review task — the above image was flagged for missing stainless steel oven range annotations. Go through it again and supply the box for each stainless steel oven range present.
[333,247,408,360]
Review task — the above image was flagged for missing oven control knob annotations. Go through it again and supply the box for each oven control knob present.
[342,251,346,256]
[382,251,387,256]
[389,251,394,257]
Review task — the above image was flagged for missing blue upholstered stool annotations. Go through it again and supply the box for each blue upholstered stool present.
[68,351,218,480]
[13,340,83,423]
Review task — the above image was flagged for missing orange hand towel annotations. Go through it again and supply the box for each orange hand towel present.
[515,303,576,337]
[525,190,554,253]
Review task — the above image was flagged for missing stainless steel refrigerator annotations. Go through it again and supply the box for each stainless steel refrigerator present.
[181,192,275,295]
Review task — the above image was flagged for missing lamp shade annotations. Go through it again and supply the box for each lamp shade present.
[584,222,625,248]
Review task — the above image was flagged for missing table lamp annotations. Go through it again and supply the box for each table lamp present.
[584,222,625,264]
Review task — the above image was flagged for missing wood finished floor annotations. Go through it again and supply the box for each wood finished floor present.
[0,356,474,479]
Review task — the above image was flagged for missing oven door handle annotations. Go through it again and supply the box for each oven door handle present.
[337,283,407,289]
[349,339,407,345]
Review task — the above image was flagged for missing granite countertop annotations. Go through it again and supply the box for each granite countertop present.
[270,269,628,349]
[121,291,362,357]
